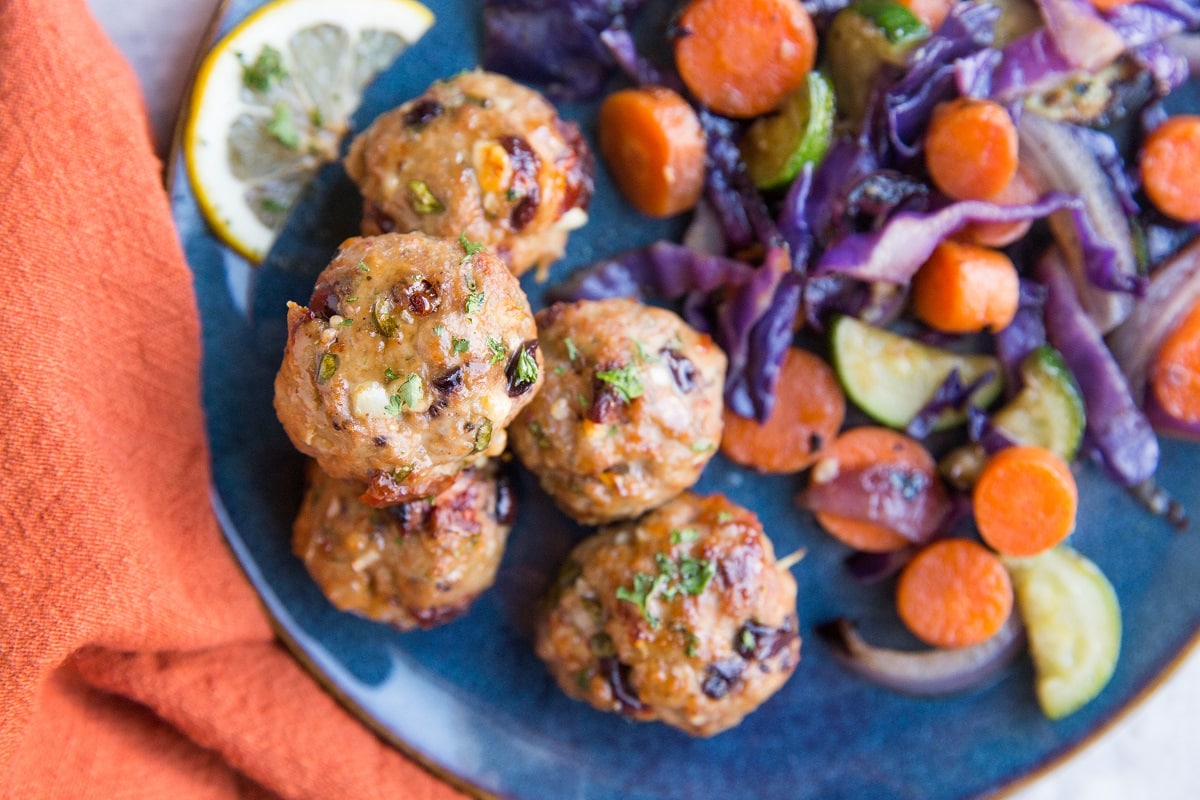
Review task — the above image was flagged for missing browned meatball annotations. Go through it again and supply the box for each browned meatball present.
[274,232,543,505]
[536,493,800,737]
[345,70,593,277]
[293,459,516,630]
[509,298,726,525]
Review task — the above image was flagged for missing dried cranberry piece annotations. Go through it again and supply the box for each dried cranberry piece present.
[499,135,541,230]
[661,348,697,393]
[405,277,440,316]
[701,658,746,700]
[403,97,442,128]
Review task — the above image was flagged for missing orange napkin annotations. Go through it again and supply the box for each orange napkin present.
[0,2,466,797]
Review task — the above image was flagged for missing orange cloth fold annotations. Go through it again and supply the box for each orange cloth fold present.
[0,2,465,797]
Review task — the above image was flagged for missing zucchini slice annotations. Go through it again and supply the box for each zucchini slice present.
[1004,546,1121,720]
[830,315,1004,431]
[740,71,835,190]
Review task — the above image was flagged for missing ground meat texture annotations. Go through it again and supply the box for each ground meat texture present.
[345,70,594,277]
[535,493,800,737]
[509,298,726,525]
[293,459,514,630]
[274,232,542,505]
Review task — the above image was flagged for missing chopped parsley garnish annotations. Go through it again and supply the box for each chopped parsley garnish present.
[564,337,579,361]
[433,323,446,337]
[515,345,539,384]
[260,196,288,214]
[716,511,735,523]
[240,45,287,92]
[458,232,485,261]
[596,364,643,402]
[398,374,423,408]
[615,551,715,627]
[615,573,664,628]
[739,628,756,654]
[383,367,400,383]
[633,339,658,363]
[338,318,354,327]
[465,289,486,315]
[690,440,715,453]
[452,337,470,354]
[407,180,444,214]
[384,374,423,415]
[357,260,370,273]
[487,337,508,364]
[553,365,567,376]
[670,528,700,545]
[346,296,358,303]
[266,101,300,150]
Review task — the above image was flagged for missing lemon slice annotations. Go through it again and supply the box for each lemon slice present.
[184,0,435,261]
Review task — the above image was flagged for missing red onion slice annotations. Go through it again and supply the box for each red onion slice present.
[817,613,1027,696]
[1109,237,1200,406]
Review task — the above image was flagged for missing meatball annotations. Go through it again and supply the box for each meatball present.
[509,298,726,525]
[536,493,800,737]
[345,70,594,277]
[293,459,516,630]
[274,232,543,505]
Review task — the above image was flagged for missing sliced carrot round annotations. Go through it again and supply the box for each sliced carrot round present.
[924,97,1019,201]
[896,538,1014,649]
[597,86,706,218]
[1151,297,1200,423]
[910,240,1020,334]
[1140,115,1200,224]
[721,347,846,473]
[674,0,817,119]
[896,0,953,30]
[974,445,1078,557]
[955,165,1040,248]
[810,427,938,553]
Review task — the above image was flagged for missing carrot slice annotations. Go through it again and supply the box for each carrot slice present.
[896,538,1014,649]
[809,427,939,553]
[1140,115,1200,224]
[674,0,817,119]
[1090,0,1136,9]
[896,0,954,30]
[923,97,1019,201]
[721,347,846,473]
[955,164,1040,248]
[974,445,1078,557]
[597,86,706,218]
[1151,297,1200,423]
[910,240,1020,334]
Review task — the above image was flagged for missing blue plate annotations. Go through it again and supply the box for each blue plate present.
[171,2,1200,798]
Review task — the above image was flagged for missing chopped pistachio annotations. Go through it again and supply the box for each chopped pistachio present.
[407,180,444,214]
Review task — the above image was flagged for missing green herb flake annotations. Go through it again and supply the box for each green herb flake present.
[554,364,567,376]
[357,260,370,273]
[338,317,354,327]
[259,196,288,214]
[564,337,579,361]
[616,573,660,628]
[317,352,338,383]
[458,232,486,261]
[716,511,735,523]
[433,323,446,337]
[384,394,404,416]
[487,337,508,364]
[407,180,444,214]
[398,373,423,408]
[473,418,494,452]
[465,290,486,315]
[266,101,300,150]
[690,440,715,454]
[678,556,716,596]
[346,296,358,303]
[739,628,756,653]
[240,45,287,92]
[383,367,400,383]
[670,528,700,545]
[391,464,413,482]
[452,337,470,354]
[685,632,699,658]
[514,345,539,385]
[595,364,643,403]
[633,339,658,363]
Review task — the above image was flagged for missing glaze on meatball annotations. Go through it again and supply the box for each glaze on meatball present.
[536,493,800,737]
[293,459,516,630]
[274,233,543,505]
[509,298,726,525]
[345,70,593,277]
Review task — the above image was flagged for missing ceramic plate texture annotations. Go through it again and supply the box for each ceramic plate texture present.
[171,2,1200,798]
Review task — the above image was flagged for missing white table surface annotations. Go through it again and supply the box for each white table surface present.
[86,0,1200,796]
